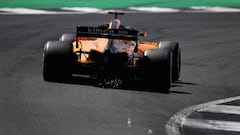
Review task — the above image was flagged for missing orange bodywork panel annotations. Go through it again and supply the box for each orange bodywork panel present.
[72,37,158,63]
[138,41,158,54]
[72,37,108,62]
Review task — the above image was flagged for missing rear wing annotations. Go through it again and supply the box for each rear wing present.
[77,26,138,41]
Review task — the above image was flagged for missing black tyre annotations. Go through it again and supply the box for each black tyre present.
[59,33,75,42]
[43,41,74,81]
[142,49,172,92]
[158,41,181,82]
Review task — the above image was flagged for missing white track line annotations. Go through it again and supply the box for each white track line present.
[183,118,240,132]
[61,7,104,13]
[128,7,180,13]
[190,6,240,12]
[198,104,240,115]
[165,96,240,135]
[0,8,57,14]
[1,6,240,15]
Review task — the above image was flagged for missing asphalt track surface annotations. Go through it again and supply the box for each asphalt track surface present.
[0,13,240,135]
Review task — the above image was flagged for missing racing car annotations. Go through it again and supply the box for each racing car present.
[42,11,181,92]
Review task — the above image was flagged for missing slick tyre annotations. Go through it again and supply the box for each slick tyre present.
[43,41,74,81]
[142,49,172,92]
[158,41,181,82]
[59,33,75,42]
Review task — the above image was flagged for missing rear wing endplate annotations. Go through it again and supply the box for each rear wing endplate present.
[77,26,138,41]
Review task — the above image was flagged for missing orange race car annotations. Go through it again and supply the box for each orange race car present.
[42,11,181,91]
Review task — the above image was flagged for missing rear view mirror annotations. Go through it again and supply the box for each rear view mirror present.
[139,32,148,37]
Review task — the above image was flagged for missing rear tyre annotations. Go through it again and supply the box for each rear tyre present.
[43,41,74,81]
[142,49,172,92]
[59,33,75,42]
[158,41,181,82]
